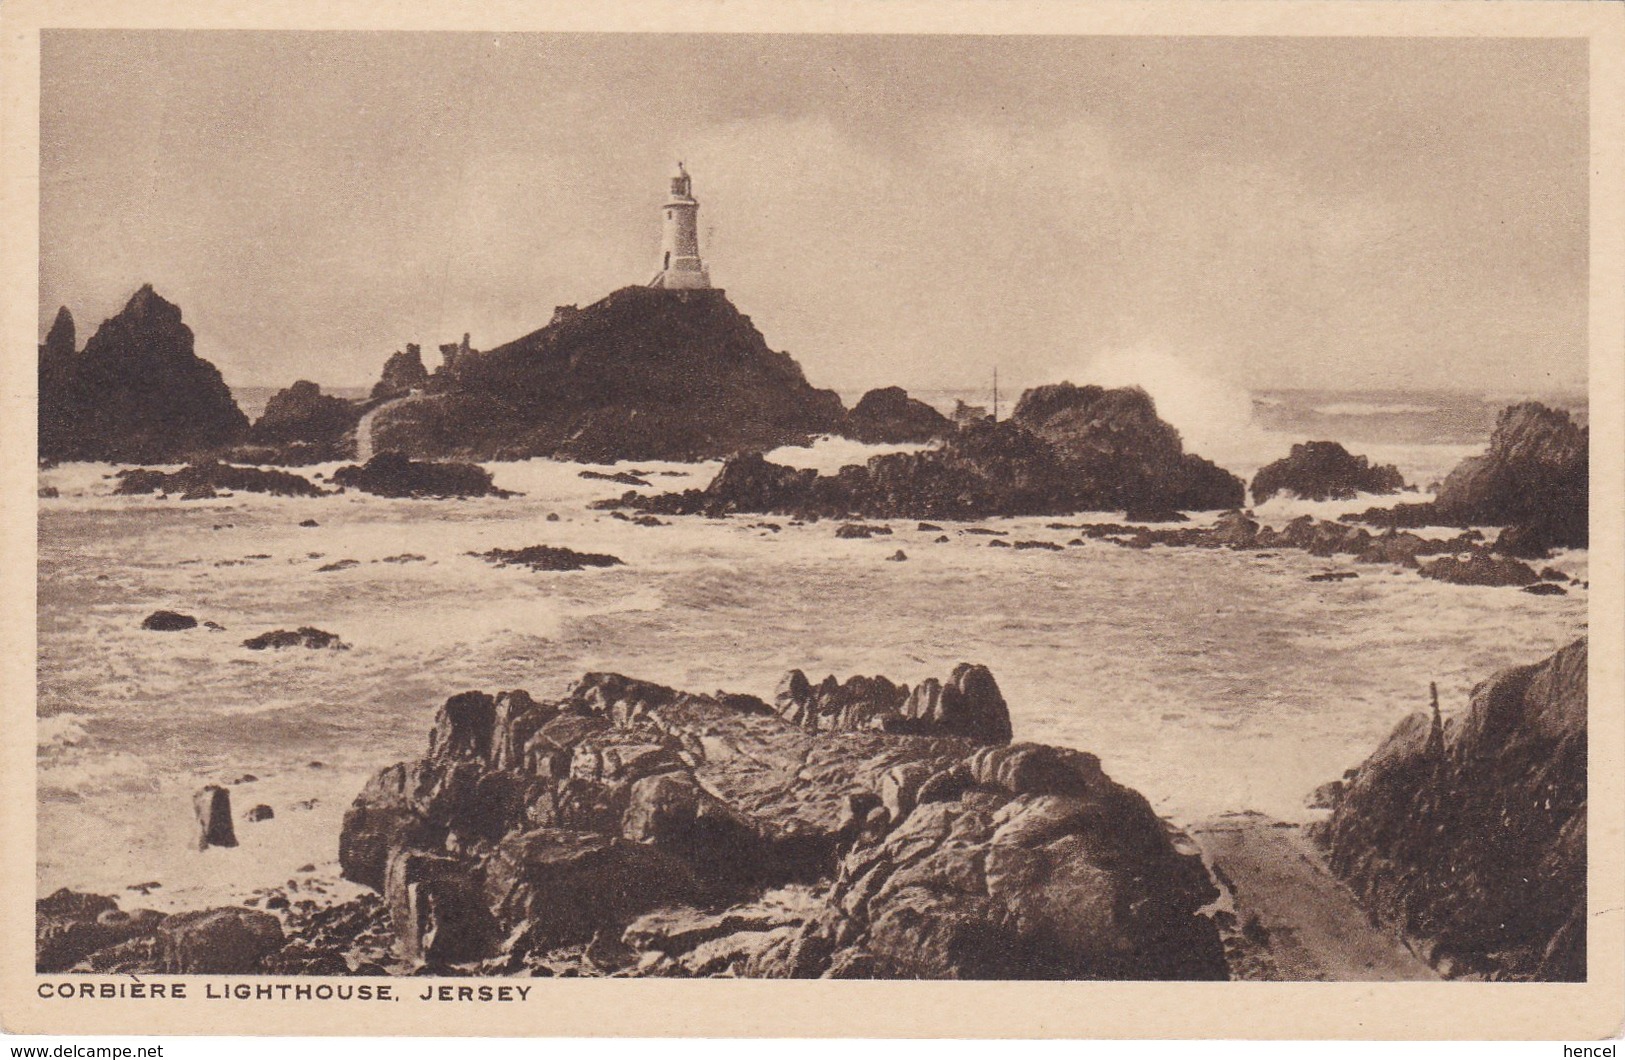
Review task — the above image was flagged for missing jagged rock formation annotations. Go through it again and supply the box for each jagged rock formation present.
[1310,640,1586,981]
[40,305,75,361]
[842,387,953,445]
[774,664,1012,743]
[325,667,1223,978]
[245,380,363,462]
[364,287,846,462]
[371,345,429,401]
[610,386,1244,521]
[1347,403,1588,552]
[1250,441,1406,503]
[39,286,248,462]
[1009,384,1246,512]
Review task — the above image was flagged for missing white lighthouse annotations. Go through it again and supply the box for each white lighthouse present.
[649,162,711,290]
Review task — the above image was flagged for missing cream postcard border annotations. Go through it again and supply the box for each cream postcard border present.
[1,0,1621,1040]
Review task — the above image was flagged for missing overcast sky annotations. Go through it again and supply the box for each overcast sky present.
[40,32,1587,394]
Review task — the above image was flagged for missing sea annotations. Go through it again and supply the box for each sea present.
[36,386,1589,911]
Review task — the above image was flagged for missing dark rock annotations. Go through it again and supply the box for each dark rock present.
[364,287,846,462]
[1492,523,1555,560]
[774,663,1013,745]
[1418,551,1538,587]
[836,523,891,539]
[1307,570,1358,582]
[1012,540,1063,551]
[1123,507,1188,523]
[1311,640,1586,981]
[115,462,325,498]
[782,742,1226,980]
[988,538,1011,548]
[580,469,651,487]
[247,380,362,462]
[1539,567,1568,582]
[1010,383,1245,512]
[917,522,942,531]
[371,344,429,401]
[40,285,249,463]
[194,785,238,849]
[158,907,284,973]
[1250,441,1406,504]
[40,305,75,361]
[1350,403,1586,548]
[886,550,908,561]
[38,485,60,498]
[299,519,319,527]
[35,891,166,973]
[333,667,1222,980]
[842,387,954,444]
[243,627,349,650]
[618,383,1244,522]
[471,545,624,572]
[331,452,512,499]
[1522,583,1568,596]
[484,829,706,954]
[384,849,498,964]
[316,560,360,572]
[141,610,198,631]
[244,804,275,822]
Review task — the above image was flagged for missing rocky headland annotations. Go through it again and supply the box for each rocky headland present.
[1309,639,1587,981]
[360,287,848,463]
[38,665,1227,979]
[1347,402,1588,554]
[39,286,249,463]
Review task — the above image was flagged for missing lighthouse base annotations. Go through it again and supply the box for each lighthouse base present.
[649,260,711,290]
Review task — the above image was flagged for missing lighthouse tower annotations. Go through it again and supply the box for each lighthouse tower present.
[649,162,711,290]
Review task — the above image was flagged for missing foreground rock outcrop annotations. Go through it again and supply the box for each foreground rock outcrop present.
[363,287,846,462]
[327,667,1223,978]
[39,286,249,463]
[1250,441,1405,504]
[1310,639,1586,981]
[611,385,1243,522]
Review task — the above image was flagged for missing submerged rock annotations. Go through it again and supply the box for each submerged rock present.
[141,610,198,631]
[115,462,325,499]
[1311,640,1587,981]
[471,545,624,572]
[242,627,349,651]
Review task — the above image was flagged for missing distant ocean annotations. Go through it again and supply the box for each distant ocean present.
[898,386,1588,449]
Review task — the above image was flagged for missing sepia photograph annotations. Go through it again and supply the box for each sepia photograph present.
[4,0,1623,1041]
